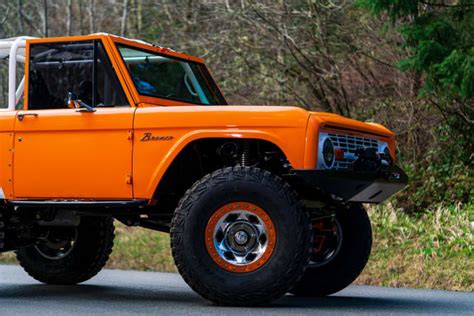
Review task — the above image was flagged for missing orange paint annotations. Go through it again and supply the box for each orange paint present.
[13,108,135,199]
[0,112,16,199]
[0,34,396,202]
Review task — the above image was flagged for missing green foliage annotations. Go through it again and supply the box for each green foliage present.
[357,0,419,21]
[361,1,474,103]
[368,203,473,259]
[359,0,474,210]
[434,48,474,101]
[397,124,473,211]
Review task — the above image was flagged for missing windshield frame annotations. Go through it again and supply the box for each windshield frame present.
[112,40,227,106]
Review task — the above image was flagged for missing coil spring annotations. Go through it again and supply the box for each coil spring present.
[241,142,250,166]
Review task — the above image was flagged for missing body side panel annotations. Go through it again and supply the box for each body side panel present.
[0,112,16,200]
[132,106,310,199]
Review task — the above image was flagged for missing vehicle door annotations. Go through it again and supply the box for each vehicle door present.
[13,39,134,199]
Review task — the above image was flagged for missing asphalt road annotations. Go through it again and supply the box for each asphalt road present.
[0,264,472,315]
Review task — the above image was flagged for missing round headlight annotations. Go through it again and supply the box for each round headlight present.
[323,138,335,168]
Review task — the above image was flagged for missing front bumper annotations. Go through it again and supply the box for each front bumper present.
[290,165,408,203]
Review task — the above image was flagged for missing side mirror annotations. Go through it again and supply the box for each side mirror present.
[67,92,96,112]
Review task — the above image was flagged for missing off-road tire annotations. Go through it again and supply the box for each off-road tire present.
[171,166,312,306]
[16,216,114,285]
[290,204,372,297]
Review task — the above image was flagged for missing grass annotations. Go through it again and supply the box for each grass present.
[356,203,473,291]
[107,225,175,272]
[1,203,472,291]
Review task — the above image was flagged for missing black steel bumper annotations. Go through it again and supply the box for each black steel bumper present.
[290,165,408,203]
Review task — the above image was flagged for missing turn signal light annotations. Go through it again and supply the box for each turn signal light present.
[335,148,345,161]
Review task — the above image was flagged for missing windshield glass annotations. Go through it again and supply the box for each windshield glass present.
[116,44,226,105]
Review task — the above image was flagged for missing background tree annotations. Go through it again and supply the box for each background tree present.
[0,0,471,211]
[359,0,473,210]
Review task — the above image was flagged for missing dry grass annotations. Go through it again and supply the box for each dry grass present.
[1,203,472,291]
[0,252,16,264]
[107,224,176,272]
[357,203,474,291]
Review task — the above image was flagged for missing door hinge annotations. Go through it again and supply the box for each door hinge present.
[126,175,133,184]
[128,130,134,141]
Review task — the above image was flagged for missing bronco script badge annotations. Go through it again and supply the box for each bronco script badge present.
[140,132,174,141]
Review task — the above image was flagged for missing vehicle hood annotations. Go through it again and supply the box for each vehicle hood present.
[137,105,311,129]
[309,111,394,138]
[138,104,393,137]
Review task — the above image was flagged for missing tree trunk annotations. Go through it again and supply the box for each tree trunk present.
[78,0,84,35]
[67,0,73,35]
[88,0,95,33]
[120,0,129,37]
[43,0,48,37]
[17,0,24,34]
[136,0,142,36]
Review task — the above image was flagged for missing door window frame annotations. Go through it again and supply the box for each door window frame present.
[24,35,135,111]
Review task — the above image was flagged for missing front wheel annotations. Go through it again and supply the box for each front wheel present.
[171,167,312,306]
[16,216,114,285]
[290,204,372,297]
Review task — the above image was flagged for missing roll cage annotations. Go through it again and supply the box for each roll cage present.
[0,36,37,111]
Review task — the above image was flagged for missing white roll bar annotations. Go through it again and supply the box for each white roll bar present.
[0,36,37,111]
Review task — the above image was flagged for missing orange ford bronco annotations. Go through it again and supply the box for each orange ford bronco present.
[0,34,407,305]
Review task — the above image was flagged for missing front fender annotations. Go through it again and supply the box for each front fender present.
[139,130,305,199]
[132,105,311,200]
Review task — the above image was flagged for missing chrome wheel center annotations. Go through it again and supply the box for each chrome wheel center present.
[212,210,270,266]
[234,231,249,245]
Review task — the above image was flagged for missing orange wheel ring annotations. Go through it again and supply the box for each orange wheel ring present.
[205,202,276,273]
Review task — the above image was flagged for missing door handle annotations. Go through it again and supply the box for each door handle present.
[17,113,39,121]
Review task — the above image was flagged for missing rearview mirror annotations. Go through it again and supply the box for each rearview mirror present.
[67,92,96,112]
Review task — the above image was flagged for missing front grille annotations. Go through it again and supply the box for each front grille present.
[328,133,378,170]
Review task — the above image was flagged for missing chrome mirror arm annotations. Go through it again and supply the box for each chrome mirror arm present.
[67,92,96,112]
[76,101,96,112]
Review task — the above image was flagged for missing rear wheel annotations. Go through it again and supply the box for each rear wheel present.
[171,167,312,306]
[16,216,114,285]
[290,204,372,297]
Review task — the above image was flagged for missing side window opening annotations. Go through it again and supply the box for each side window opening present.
[28,40,128,110]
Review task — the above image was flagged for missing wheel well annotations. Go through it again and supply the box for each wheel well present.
[151,138,290,215]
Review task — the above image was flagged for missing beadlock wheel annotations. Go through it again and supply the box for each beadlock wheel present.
[170,167,312,306]
[205,202,276,273]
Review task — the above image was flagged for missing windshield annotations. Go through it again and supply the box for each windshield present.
[116,44,226,105]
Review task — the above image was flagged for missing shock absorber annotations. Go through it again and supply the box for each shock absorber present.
[241,142,250,166]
